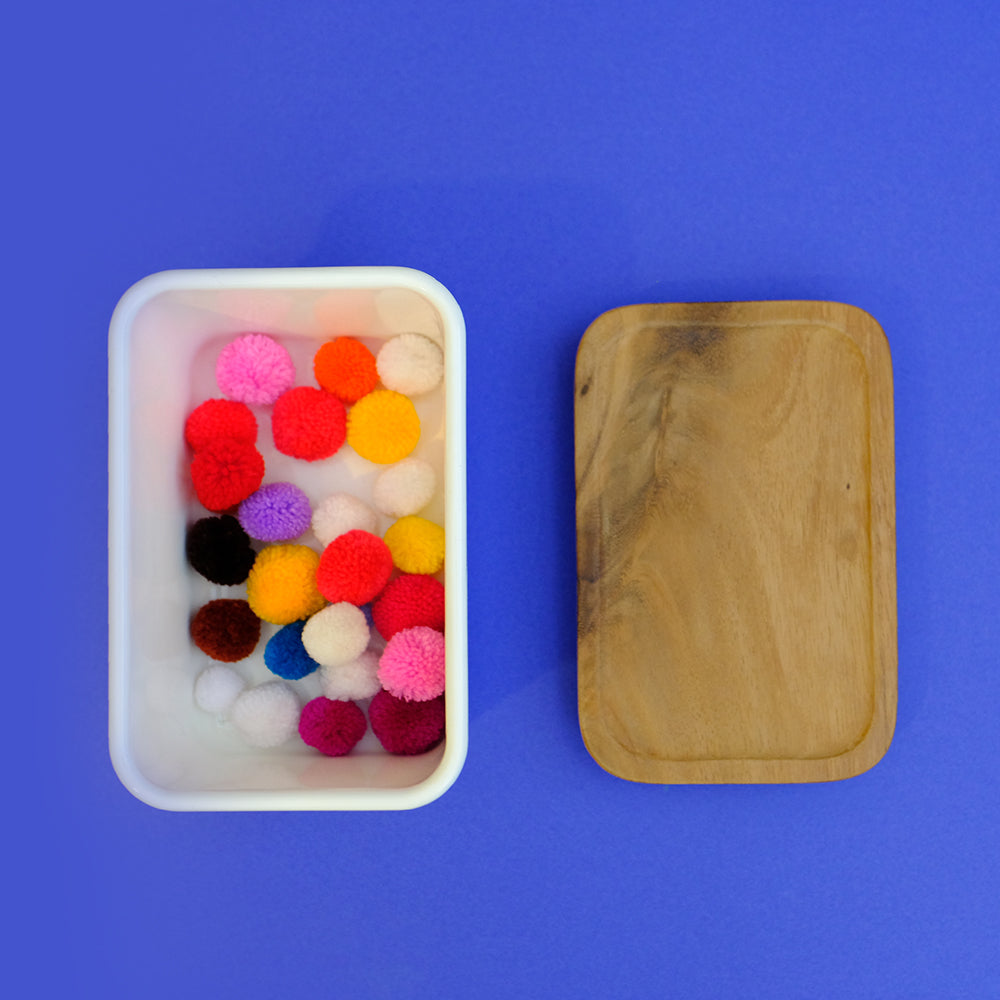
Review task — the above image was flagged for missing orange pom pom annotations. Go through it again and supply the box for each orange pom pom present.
[313,337,379,405]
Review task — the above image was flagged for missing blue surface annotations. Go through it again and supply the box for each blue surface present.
[7,2,1000,996]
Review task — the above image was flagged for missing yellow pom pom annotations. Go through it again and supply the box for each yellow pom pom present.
[383,516,445,575]
[346,389,420,464]
[246,545,326,624]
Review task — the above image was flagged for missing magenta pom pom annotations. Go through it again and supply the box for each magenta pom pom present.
[238,482,312,542]
[298,697,367,756]
[377,625,445,702]
[216,333,295,405]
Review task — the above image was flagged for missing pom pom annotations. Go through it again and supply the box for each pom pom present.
[301,603,370,667]
[346,390,420,464]
[272,386,346,461]
[319,649,381,701]
[246,544,326,624]
[316,530,393,605]
[184,399,257,451]
[185,515,255,585]
[376,333,444,397]
[216,333,295,405]
[372,458,436,518]
[369,689,445,755]
[238,482,312,542]
[313,337,379,404]
[263,620,321,680]
[383,516,445,575]
[229,681,299,748]
[190,599,261,662]
[194,664,245,715]
[190,438,265,512]
[311,492,378,547]
[372,574,445,640]
[377,626,445,702]
[298,697,367,756]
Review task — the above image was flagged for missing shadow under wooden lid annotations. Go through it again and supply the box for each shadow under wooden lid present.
[575,301,896,784]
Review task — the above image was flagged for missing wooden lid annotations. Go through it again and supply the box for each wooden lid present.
[575,301,896,783]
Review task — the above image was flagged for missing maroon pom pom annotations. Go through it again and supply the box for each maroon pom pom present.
[190,599,261,662]
[371,574,445,640]
[272,386,346,461]
[369,689,445,755]
[317,529,394,606]
[298,697,367,756]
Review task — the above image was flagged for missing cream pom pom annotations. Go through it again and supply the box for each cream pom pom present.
[319,649,382,701]
[372,458,436,518]
[194,664,245,715]
[376,333,444,396]
[311,492,378,547]
[229,681,299,748]
[301,603,370,667]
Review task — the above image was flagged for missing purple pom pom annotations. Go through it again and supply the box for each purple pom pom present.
[238,482,312,542]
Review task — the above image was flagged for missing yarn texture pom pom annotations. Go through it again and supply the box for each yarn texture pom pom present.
[298,697,367,756]
[185,515,256,585]
[369,689,446,755]
[316,530,393,605]
[194,664,246,715]
[238,482,312,542]
[264,621,321,680]
[383,516,445,574]
[346,390,420,464]
[377,625,445,702]
[319,649,381,701]
[313,337,379,404]
[376,333,444,397]
[272,386,346,461]
[190,438,265,512]
[190,599,261,662]
[301,603,370,667]
[246,544,326,624]
[372,574,445,640]
[229,681,299,748]
[184,399,257,451]
[311,492,378,547]
[216,333,295,405]
[372,458,436,518]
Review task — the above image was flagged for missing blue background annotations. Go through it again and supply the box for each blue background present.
[6,1,999,996]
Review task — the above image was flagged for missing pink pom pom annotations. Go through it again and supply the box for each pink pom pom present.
[377,626,445,702]
[216,333,295,405]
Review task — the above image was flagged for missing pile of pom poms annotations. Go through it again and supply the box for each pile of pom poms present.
[183,327,449,757]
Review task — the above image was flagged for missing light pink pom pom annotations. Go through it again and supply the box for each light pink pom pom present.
[216,333,295,405]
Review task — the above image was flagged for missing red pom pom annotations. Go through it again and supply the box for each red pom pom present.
[190,438,265,511]
[272,386,346,461]
[317,529,393,605]
[372,574,445,640]
[299,697,367,756]
[184,399,257,451]
[369,689,445,755]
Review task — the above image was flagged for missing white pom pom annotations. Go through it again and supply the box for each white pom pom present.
[301,603,370,667]
[312,492,378,547]
[229,681,299,748]
[320,649,382,701]
[194,664,245,715]
[372,458,437,518]
[376,333,444,396]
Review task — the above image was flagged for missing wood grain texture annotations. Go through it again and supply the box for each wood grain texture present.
[575,301,896,783]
